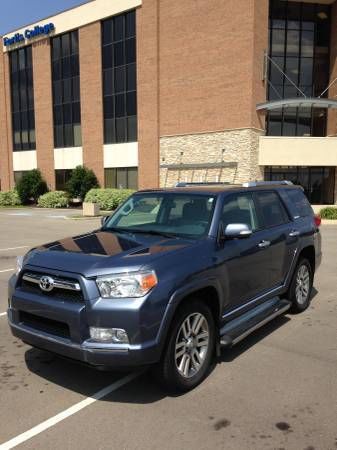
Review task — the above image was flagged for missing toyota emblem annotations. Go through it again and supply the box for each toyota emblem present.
[39,275,54,292]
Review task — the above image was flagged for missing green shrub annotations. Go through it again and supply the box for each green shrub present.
[16,169,48,204]
[320,207,337,220]
[84,188,135,210]
[0,190,21,206]
[38,191,69,208]
[66,166,99,200]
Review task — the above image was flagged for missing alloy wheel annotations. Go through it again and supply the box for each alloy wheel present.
[175,312,210,379]
[295,264,310,305]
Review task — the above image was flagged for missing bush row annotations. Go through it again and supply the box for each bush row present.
[320,207,337,220]
[84,188,135,210]
[35,188,134,210]
[14,166,99,205]
[37,191,70,208]
[3,167,133,211]
[0,190,21,206]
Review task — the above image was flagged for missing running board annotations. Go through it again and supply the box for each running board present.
[219,297,291,348]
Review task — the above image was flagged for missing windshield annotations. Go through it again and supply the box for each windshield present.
[104,193,216,239]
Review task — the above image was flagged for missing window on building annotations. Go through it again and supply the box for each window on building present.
[51,31,82,148]
[267,0,331,136]
[14,171,25,184]
[265,166,335,204]
[104,167,138,189]
[102,11,137,144]
[55,169,73,190]
[10,46,36,151]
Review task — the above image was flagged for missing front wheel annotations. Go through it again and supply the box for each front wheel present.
[156,300,215,393]
[287,258,313,313]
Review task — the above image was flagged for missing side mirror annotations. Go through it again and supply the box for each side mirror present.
[101,215,109,227]
[224,223,253,239]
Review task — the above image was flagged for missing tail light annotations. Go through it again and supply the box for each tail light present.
[314,214,321,227]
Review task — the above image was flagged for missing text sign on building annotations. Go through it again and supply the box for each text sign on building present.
[3,23,55,47]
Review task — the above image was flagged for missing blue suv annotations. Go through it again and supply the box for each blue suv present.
[8,181,322,392]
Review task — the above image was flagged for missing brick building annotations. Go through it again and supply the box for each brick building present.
[1,0,337,205]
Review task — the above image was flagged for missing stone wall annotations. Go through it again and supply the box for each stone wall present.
[159,128,264,187]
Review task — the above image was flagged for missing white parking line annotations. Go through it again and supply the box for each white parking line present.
[0,371,141,450]
[48,215,67,219]
[0,312,6,317]
[5,213,32,216]
[0,246,28,252]
[0,269,14,273]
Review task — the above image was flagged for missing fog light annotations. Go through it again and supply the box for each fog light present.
[89,327,129,344]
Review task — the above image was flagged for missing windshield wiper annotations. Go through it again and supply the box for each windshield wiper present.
[102,226,132,235]
[126,229,178,239]
[102,226,177,239]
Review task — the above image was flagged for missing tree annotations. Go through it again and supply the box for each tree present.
[16,169,48,204]
[66,166,99,200]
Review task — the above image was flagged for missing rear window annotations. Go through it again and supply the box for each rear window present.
[255,191,289,228]
[279,188,313,219]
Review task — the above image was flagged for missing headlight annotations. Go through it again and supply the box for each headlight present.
[96,271,158,298]
[16,256,24,276]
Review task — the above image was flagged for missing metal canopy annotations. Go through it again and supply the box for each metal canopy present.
[256,97,337,112]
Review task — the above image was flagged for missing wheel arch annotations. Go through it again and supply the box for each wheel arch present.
[155,280,223,357]
[298,245,315,274]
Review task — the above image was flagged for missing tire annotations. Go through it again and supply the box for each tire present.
[287,258,313,313]
[155,299,215,393]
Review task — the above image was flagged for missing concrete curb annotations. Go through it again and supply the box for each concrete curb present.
[321,220,337,225]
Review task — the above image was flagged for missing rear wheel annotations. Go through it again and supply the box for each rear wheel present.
[288,258,313,313]
[156,300,215,393]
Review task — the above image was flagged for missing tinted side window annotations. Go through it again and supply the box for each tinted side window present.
[222,193,260,231]
[279,188,313,219]
[256,191,288,228]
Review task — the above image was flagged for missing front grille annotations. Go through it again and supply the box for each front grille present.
[19,272,84,303]
[19,311,70,339]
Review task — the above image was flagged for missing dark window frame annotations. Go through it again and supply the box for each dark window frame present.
[55,169,73,191]
[104,167,138,190]
[267,0,331,137]
[51,30,82,148]
[102,10,137,144]
[9,46,36,151]
[265,166,335,204]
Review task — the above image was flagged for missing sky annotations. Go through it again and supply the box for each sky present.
[0,0,90,35]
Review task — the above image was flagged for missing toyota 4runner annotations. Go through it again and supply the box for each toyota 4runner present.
[8,181,322,392]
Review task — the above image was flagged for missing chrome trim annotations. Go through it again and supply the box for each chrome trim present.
[222,286,281,319]
[231,302,291,345]
[242,180,293,187]
[9,317,130,352]
[258,240,271,248]
[289,230,300,237]
[22,273,81,292]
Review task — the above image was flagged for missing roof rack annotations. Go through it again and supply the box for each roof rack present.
[175,182,233,187]
[242,180,293,188]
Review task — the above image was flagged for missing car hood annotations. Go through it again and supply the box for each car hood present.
[24,230,196,277]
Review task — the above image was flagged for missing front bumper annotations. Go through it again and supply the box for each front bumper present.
[7,268,165,368]
[8,310,158,367]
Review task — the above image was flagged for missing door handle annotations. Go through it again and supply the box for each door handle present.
[289,230,300,237]
[258,240,271,249]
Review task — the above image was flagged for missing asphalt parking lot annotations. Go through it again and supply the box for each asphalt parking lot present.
[0,208,336,450]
